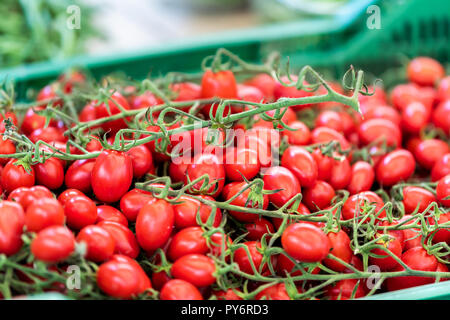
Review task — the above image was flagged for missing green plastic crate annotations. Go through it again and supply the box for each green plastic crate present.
[0,0,449,300]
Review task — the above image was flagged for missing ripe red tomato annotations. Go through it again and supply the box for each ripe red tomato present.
[25,198,65,232]
[358,118,401,147]
[277,252,320,277]
[0,138,16,165]
[130,91,160,110]
[348,161,374,195]
[9,185,53,210]
[323,230,352,272]
[437,76,450,102]
[97,221,140,259]
[431,153,450,181]
[29,127,67,144]
[171,254,216,287]
[224,147,260,181]
[312,148,333,181]
[64,195,97,230]
[432,100,450,135]
[281,146,318,188]
[329,155,352,190]
[31,226,75,263]
[342,191,385,220]
[160,279,203,300]
[185,153,225,197]
[151,269,171,291]
[244,73,276,101]
[256,283,290,300]
[222,181,269,222]
[92,150,133,203]
[97,254,151,299]
[414,139,449,170]
[57,188,84,206]
[119,188,156,222]
[96,205,128,227]
[282,121,311,145]
[167,226,207,261]
[272,203,311,231]
[135,199,174,252]
[407,57,444,86]
[386,247,438,291]
[436,174,450,207]
[401,102,430,134]
[214,288,243,300]
[201,69,237,117]
[303,180,335,211]
[0,201,25,256]
[126,145,153,178]
[244,218,275,241]
[315,110,344,132]
[390,83,434,111]
[369,237,402,271]
[33,157,64,190]
[234,241,268,275]
[1,160,35,193]
[281,223,330,263]
[362,104,401,126]
[76,225,115,262]
[274,76,314,110]
[376,149,415,186]
[64,159,95,193]
[311,126,350,151]
[326,279,366,300]
[94,91,131,133]
[173,195,222,229]
[263,166,301,208]
[402,186,436,214]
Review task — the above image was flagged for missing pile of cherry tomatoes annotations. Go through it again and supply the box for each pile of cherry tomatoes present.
[0,53,449,300]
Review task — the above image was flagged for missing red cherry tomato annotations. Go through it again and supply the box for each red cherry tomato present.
[407,57,444,86]
[97,221,140,259]
[185,153,225,197]
[326,279,366,300]
[0,138,16,165]
[0,201,25,256]
[9,185,53,210]
[432,100,450,135]
[76,225,115,262]
[315,110,343,132]
[234,241,268,275]
[160,279,203,300]
[311,126,350,151]
[437,76,450,102]
[1,160,35,194]
[376,149,415,186]
[358,118,401,147]
[119,188,156,222]
[92,150,133,203]
[414,139,449,170]
[244,218,275,241]
[369,237,402,271]
[312,149,333,181]
[64,159,95,193]
[329,155,352,190]
[274,76,313,110]
[303,180,335,211]
[201,69,237,117]
[25,198,65,232]
[281,223,330,263]
[126,145,153,178]
[436,174,450,207]
[31,226,75,263]
[402,186,436,214]
[57,188,84,206]
[282,121,311,145]
[256,283,290,300]
[96,205,128,227]
[171,254,216,287]
[341,191,385,220]
[135,199,174,252]
[224,147,260,181]
[431,153,450,181]
[173,195,222,229]
[263,166,301,208]
[167,226,208,261]
[64,195,97,230]
[281,146,318,188]
[401,101,430,134]
[348,161,374,194]
[94,91,131,133]
[322,230,352,272]
[244,73,276,101]
[33,157,64,190]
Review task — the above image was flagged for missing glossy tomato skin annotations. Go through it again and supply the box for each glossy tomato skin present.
[414,139,449,170]
[0,201,25,256]
[244,73,276,101]
[214,288,243,300]
[386,247,438,291]
[401,102,430,134]
[1,160,35,194]
[9,185,53,210]
[126,145,153,178]
[303,180,335,211]
[263,166,301,208]
[323,230,352,272]
[97,254,151,299]
[25,198,65,232]
[201,69,237,117]
[224,147,260,181]
[312,149,333,181]
[185,153,225,197]
[167,226,207,261]
[329,156,352,190]
[96,205,128,227]
[173,195,222,229]
[64,159,95,193]
[348,161,374,195]
[256,283,290,300]
[436,175,450,207]
[171,254,216,287]
[358,119,401,147]
[341,191,385,220]
[92,150,133,203]
[31,226,75,263]
[160,279,203,300]
[0,138,16,165]
[281,223,330,263]
[407,57,444,86]
[311,126,350,151]
[281,146,318,188]
[437,76,450,102]
[64,195,97,230]
[97,221,140,259]
[244,218,275,241]
[57,188,84,206]
[277,252,320,277]
[369,237,402,271]
[432,100,450,135]
[119,189,156,222]
[376,149,415,186]
[402,186,436,214]
[282,121,311,145]
[94,91,131,133]
[326,279,367,300]
[222,182,269,222]
[34,157,64,190]
[76,225,115,262]
[135,200,174,252]
[234,241,267,275]
[431,153,450,181]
